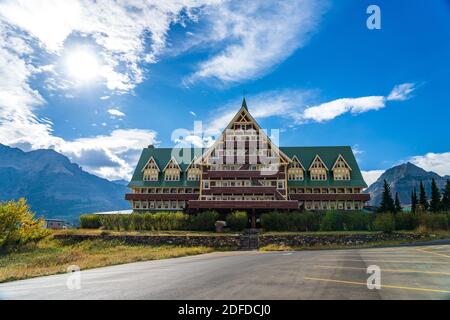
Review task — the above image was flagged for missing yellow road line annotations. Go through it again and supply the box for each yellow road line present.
[304,276,450,294]
[415,248,450,259]
[318,259,449,264]
[317,265,450,276]
[318,254,429,259]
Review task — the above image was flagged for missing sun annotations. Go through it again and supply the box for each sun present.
[65,48,100,82]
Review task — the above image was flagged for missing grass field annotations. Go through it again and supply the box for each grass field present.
[2,229,449,283]
[0,237,229,283]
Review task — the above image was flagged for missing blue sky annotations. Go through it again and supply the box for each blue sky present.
[0,0,449,184]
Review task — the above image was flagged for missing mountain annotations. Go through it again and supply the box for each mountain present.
[0,144,130,223]
[111,179,130,186]
[364,162,449,206]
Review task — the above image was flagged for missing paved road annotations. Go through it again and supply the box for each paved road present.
[1,244,449,300]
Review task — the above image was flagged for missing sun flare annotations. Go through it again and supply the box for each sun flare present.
[65,49,100,82]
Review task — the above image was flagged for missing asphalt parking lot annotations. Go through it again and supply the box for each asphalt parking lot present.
[0,243,449,299]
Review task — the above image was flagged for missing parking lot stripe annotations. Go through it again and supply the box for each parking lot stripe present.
[317,265,450,276]
[318,259,449,264]
[415,248,450,259]
[304,277,450,294]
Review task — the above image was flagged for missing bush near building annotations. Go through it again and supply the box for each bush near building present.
[79,210,450,233]
[225,211,248,231]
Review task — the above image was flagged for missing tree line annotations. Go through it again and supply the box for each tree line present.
[379,178,450,213]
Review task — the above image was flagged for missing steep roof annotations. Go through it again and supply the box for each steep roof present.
[129,146,367,188]
[281,146,367,187]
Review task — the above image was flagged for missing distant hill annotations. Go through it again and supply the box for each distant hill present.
[364,162,449,206]
[0,144,130,224]
[111,179,130,186]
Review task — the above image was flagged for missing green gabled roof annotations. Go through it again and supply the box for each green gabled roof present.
[280,146,367,188]
[129,146,367,188]
[129,147,204,188]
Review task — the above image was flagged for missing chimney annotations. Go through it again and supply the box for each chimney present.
[148,144,154,149]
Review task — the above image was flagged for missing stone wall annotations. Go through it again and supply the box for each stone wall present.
[54,232,427,249]
[259,232,427,247]
[54,233,240,248]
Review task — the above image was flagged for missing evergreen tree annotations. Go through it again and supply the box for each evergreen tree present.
[430,178,441,212]
[379,180,395,213]
[441,180,450,211]
[411,189,418,213]
[419,181,429,210]
[394,192,402,213]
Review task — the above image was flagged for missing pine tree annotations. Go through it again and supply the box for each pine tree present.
[419,181,429,210]
[411,189,418,213]
[379,180,395,213]
[394,192,402,213]
[441,180,450,211]
[430,178,441,212]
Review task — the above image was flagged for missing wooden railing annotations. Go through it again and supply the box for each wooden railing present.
[289,194,370,201]
[187,200,298,209]
[125,193,199,201]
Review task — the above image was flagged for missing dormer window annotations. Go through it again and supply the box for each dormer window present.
[288,156,304,181]
[309,155,328,181]
[187,158,201,181]
[163,158,181,181]
[332,154,352,181]
[142,157,159,181]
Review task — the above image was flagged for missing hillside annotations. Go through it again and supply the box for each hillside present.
[0,144,130,223]
[364,162,448,206]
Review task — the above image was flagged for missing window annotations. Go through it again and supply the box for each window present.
[277,180,284,189]
[143,158,159,181]
[203,180,210,189]
[333,156,351,181]
[187,168,201,181]
[309,156,327,181]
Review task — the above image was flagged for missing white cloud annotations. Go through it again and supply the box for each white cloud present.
[108,108,125,118]
[189,111,197,117]
[409,152,450,177]
[57,129,157,180]
[188,0,327,83]
[297,83,416,123]
[0,0,221,92]
[301,96,386,122]
[361,170,385,187]
[204,89,312,136]
[387,83,415,101]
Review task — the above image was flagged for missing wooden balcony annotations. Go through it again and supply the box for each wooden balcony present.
[203,170,285,179]
[125,193,199,201]
[187,200,298,210]
[203,186,277,195]
[289,193,370,201]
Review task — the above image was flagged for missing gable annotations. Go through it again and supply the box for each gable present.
[198,101,291,164]
[332,154,352,171]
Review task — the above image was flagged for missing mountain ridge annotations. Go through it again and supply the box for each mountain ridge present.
[364,162,449,206]
[0,144,130,223]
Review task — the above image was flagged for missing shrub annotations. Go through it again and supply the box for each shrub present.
[0,198,49,252]
[97,212,189,231]
[260,211,322,232]
[320,211,342,231]
[374,212,395,233]
[320,211,372,231]
[80,214,101,229]
[226,211,248,231]
[188,211,219,231]
[418,213,449,231]
[394,212,418,230]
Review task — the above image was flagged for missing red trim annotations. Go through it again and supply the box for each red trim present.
[289,194,370,201]
[125,194,199,201]
[187,200,298,209]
